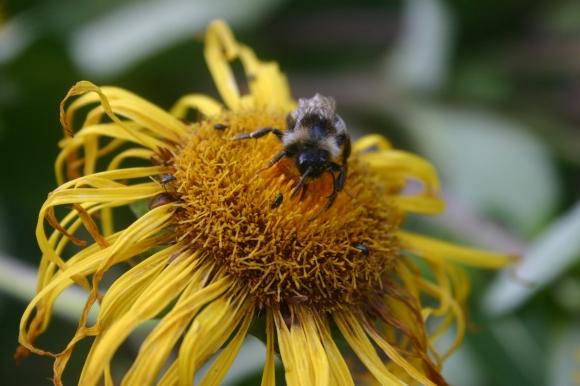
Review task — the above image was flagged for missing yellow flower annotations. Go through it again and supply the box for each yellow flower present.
[18,20,513,386]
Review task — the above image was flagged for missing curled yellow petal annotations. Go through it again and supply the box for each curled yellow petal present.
[171,94,224,118]
[204,20,293,112]
[361,150,440,194]
[79,251,198,386]
[61,81,188,142]
[353,134,392,153]
[204,20,243,110]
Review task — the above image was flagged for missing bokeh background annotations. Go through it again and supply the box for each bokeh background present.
[1,0,579,385]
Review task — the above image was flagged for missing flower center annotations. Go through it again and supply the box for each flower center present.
[171,109,401,311]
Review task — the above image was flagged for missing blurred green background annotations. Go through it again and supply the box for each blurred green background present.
[1,0,579,385]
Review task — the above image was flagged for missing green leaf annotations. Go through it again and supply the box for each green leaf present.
[388,0,453,93]
[129,198,150,218]
[0,254,97,323]
[69,0,288,77]
[483,201,580,315]
[547,321,580,386]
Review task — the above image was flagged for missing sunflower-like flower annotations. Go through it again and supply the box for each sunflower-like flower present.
[18,20,513,386]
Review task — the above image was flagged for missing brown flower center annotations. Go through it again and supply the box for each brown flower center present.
[171,109,401,311]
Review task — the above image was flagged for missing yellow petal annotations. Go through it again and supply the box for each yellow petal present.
[96,243,185,328]
[274,307,330,386]
[122,275,230,385]
[61,81,188,142]
[261,310,276,386]
[361,317,437,386]
[78,250,198,386]
[238,45,294,111]
[353,134,392,153]
[19,231,166,357]
[334,312,405,386]
[361,150,440,193]
[198,309,253,386]
[314,314,354,386]
[157,362,178,386]
[177,296,249,386]
[204,20,293,111]
[204,20,243,110]
[171,94,224,118]
[393,195,446,215]
[417,278,465,360]
[36,181,169,274]
[398,231,516,268]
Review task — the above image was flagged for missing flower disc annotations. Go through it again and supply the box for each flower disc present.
[172,109,402,310]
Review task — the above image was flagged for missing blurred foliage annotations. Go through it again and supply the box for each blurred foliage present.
[1,0,579,385]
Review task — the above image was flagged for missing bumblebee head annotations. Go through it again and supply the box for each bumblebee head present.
[295,145,330,177]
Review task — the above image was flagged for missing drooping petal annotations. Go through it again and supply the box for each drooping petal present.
[122,274,230,385]
[334,312,406,386]
[417,277,466,361]
[78,250,199,386]
[260,310,277,386]
[19,207,175,361]
[314,314,354,386]
[393,195,446,215]
[177,295,251,386]
[58,81,187,182]
[398,231,515,268]
[361,316,440,386]
[52,242,185,383]
[198,309,253,386]
[36,176,169,273]
[274,307,330,386]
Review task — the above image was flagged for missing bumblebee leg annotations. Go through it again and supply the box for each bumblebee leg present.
[318,163,345,211]
[233,127,284,141]
[267,150,288,168]
[328,162,345,191]
[290,166,313,198]
[255,149,289,175]
[322,171,339,211]
[309,170,338,220]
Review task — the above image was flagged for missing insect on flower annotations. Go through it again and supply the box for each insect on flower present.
[235,94,350,210]
[16,19,516,386]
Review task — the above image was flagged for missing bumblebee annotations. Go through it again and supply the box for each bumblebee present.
[235,94,351,210]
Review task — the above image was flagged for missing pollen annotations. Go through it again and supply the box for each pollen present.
[171,109,402,310]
